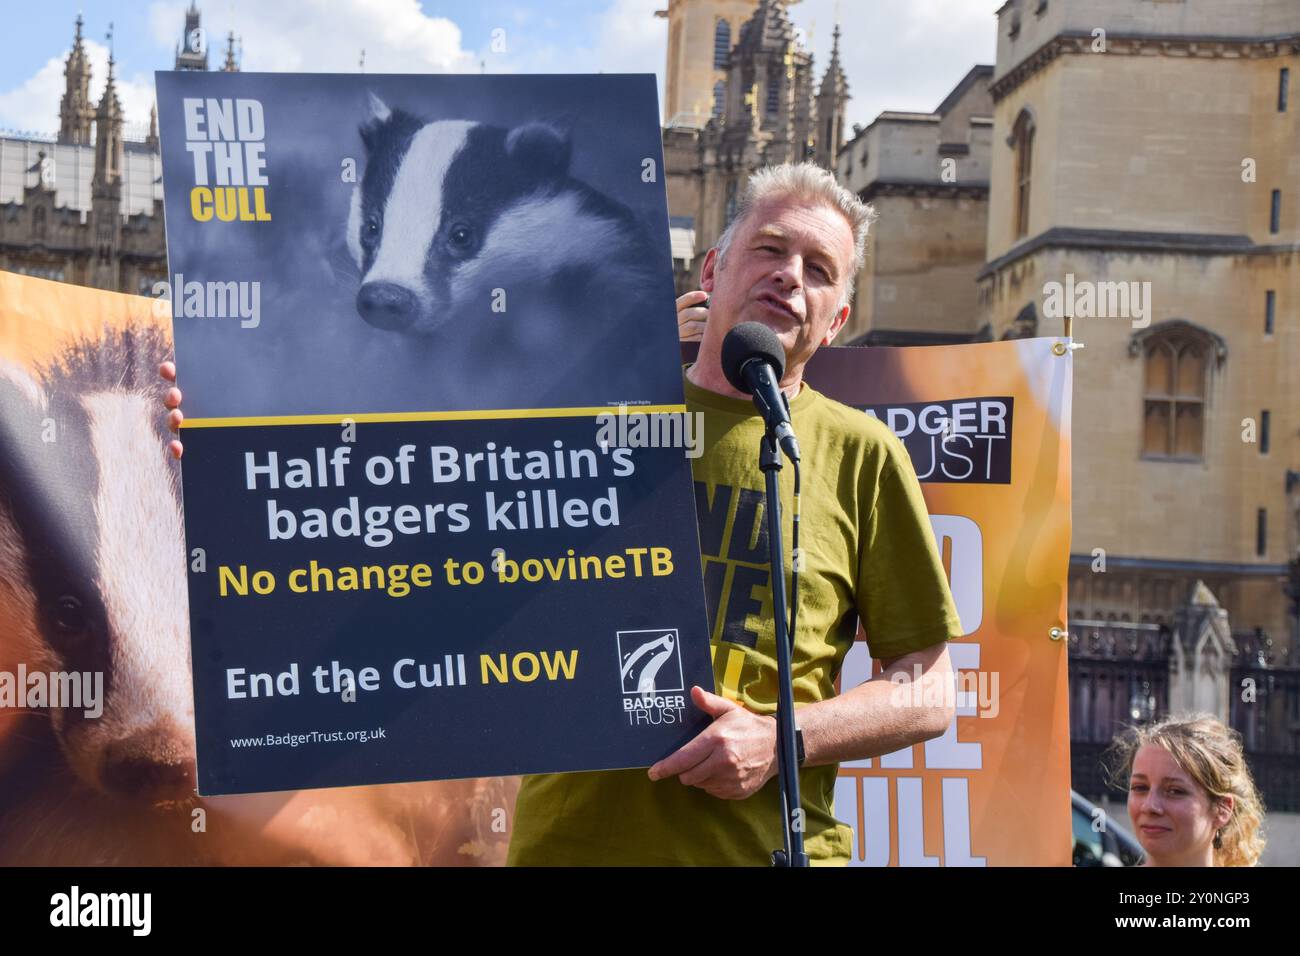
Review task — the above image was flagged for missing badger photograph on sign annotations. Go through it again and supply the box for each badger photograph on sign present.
[155,72,713,796]
[155,72,677,417]
[0,273,514,865]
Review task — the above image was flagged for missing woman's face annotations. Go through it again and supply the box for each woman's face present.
[1127,743,1230,865]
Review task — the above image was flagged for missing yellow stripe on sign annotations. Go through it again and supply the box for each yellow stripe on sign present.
[181,405,690,429]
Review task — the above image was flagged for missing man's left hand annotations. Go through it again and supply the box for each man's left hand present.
[647,686,778,800]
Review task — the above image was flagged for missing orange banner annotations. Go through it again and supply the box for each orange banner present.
[807,338,1073,866]
[0,271,512,865]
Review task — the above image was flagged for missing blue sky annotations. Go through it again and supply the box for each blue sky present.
[0,1,1000,139]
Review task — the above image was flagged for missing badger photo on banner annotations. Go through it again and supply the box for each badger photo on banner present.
[805,338,1073,866]
[0,271,513,865]
[155,72,712,795]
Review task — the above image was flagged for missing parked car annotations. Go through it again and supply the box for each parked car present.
[1072,789,1145,866]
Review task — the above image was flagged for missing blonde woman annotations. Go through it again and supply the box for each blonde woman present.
[1110,714,1265,867]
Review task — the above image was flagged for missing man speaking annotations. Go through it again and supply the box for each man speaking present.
[506,163,963,866]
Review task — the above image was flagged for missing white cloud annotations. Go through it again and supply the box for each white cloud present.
[148,0,475,74]
[795,0,1001,128]
[0,53,66,136]
[0,0,481,137]
[0,40,155,138]
[488,0,668,118]
[0,0,1002,141]
[493,0,997,130]
[587,0,668,75]
[0,0,663,135]
[900,0,1001,34]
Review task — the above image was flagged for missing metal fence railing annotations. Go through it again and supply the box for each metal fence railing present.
[1066,621,1300,813]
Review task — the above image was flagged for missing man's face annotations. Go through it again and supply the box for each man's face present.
[701,196,855,377]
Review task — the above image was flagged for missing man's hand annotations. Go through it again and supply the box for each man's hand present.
[647,685,777,800]
[160,361,184,460]
[676,290,709,342]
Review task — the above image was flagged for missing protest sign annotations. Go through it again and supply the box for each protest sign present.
[157,72,712,795]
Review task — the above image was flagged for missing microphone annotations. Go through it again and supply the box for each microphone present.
[721,322,800,462]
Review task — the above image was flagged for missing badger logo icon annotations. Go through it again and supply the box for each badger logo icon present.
[617,629,683,696]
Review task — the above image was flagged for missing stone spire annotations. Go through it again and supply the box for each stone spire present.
[733,0,796,57]
[814,23,849,169]
[146,101,160,149]
[58,14,94,145]
[695,0,817,263]
[175,2,210,71]
[92,54,125,197]
[90,53,125,291]
[722,0,814,163]
[221,31,240,72]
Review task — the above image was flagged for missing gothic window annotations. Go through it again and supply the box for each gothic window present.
[1011,109,1035,238]
[1001,302,1038,340]
[713,20,730,70]
[712,81,725,119]
[765,66,781,116]
[32,206,46,240]
[1138,324,1218,460]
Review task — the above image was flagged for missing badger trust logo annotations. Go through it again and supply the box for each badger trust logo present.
[616,629,687,727]
[862,396,1015,484]
[182,97,271,222]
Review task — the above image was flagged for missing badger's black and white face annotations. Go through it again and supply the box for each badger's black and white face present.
[0,330,194,807]
[348,96,647,336]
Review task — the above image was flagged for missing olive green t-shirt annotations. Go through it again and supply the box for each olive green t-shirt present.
[507,367,963,866]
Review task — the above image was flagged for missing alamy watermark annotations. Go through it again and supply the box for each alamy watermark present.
[0,666,102,718]
[152,275,262,329]
[889,663,1000,719]
[50,886,150,936]
[1042,273,1151,329]
[595,404,704,459]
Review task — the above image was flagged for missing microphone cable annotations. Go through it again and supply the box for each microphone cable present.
[788,457,801,652]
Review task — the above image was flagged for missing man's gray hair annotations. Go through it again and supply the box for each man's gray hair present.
[714,162,877,309]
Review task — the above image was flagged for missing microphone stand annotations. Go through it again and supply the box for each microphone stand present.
[759,421,808,868]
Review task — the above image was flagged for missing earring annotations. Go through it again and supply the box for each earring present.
[1213,828,1223,849]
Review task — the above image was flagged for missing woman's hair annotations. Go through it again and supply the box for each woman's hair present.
[714,162,877,310]
[1107,713,1266,867]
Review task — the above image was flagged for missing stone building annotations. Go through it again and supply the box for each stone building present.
[659,0,991,342]
[0,6,237,294]
[834,65,994,345]
[978,0,1299,644]
[657,0,763,129]
[659,0,848,288]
